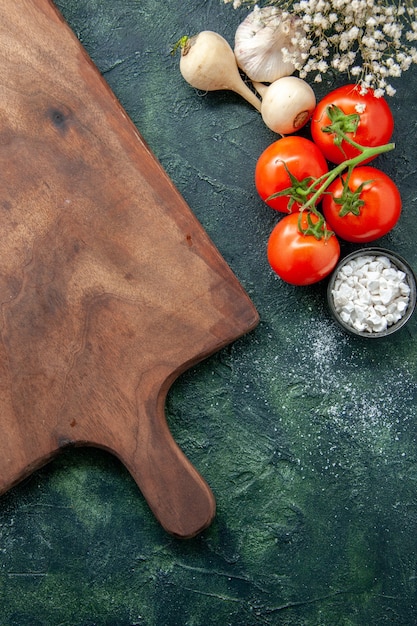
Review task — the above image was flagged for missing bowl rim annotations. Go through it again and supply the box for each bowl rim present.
[327,247,417,338]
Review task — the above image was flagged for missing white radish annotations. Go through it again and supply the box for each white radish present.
[179,31,261,112]
[253,77,316,135]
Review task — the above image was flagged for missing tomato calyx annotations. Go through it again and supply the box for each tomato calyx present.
[297,208,334,241]
[321,104,360,150]
[334,175,374,217]
[267,162,320,212]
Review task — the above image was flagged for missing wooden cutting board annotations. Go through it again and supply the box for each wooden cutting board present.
[0,0,259,538]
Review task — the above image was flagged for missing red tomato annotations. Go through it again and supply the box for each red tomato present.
[267,212,340,286]
[311,84,394,164]
[255,136,328,213]
[321,166,402,243]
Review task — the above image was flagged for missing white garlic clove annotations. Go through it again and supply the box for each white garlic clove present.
[234,6,305,83]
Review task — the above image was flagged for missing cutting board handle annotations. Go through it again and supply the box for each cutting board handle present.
[127,430,216,539]
[111,384,216,539]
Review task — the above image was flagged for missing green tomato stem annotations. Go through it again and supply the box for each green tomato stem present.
[301,140,395,213]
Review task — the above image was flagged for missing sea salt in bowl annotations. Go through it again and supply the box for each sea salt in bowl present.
[327,248,417,337]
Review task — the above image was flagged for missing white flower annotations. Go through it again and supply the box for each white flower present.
[224,0,417,96]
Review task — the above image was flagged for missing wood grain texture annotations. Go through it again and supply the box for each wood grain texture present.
[0,0,259,537]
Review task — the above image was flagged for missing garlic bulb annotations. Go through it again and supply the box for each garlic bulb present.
[234,6,305,83]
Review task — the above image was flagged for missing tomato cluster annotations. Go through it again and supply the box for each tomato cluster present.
[255,84,400,286]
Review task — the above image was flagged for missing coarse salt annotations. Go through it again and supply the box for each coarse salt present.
[331,255,411,333]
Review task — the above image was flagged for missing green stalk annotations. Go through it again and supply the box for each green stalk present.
[301,140,395,213]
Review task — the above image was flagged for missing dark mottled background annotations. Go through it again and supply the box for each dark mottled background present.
[1,1,417,624]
